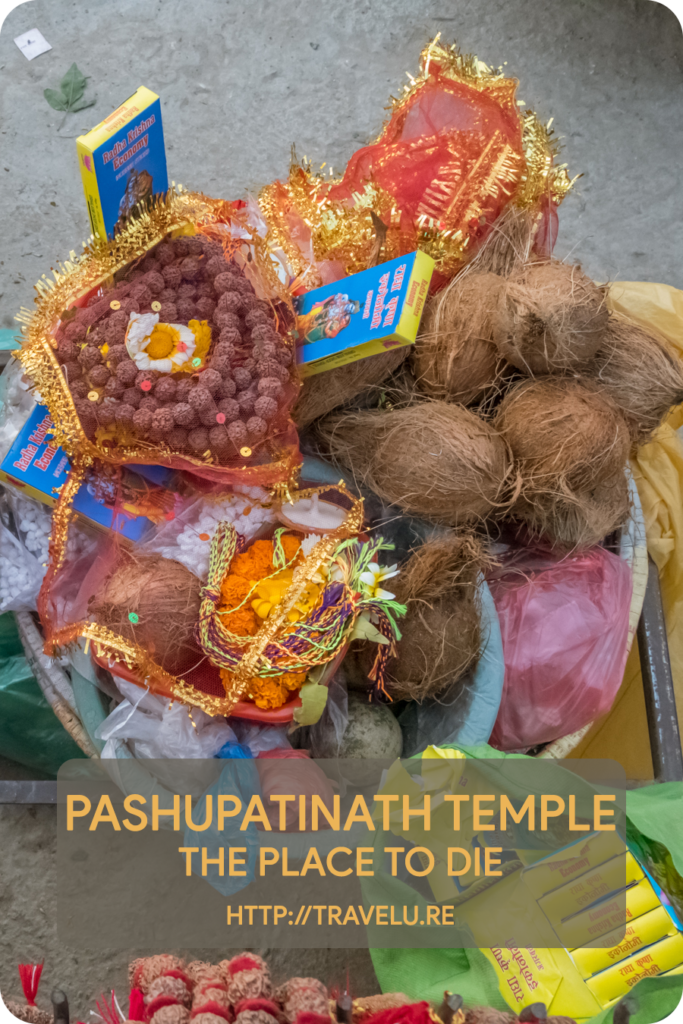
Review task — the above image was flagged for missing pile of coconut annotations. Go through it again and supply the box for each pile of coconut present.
[294,228,683,708]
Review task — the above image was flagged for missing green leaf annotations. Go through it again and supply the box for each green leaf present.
[349,612,390,645]
[60,63,87,107]
[70,95,96,112]
[293,681,329,726]
[44,88,68,111]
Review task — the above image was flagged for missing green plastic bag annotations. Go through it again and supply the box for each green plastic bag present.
[0,613,86,776]
[369,742,683,1024]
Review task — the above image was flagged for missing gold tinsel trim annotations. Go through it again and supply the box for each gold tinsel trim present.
[517,111,578,210]
[393,37,577,211]
[386,35,519,116]
[15,188,299,480]
[49,618,244,717]
[257,36,576,284]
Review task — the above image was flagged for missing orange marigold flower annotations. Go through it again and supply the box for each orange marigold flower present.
[281,533,303,565]
[218,668,308,710]
[231,539,275,580]
[220,573,252,608]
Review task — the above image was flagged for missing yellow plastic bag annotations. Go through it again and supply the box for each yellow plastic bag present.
[572,281,683,778]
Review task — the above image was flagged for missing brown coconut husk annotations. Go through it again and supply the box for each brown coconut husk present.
[493,260,609,374]
[5,1005,51,1024]
[412,272,511,406]
[294,346,410,429]
[583,314,683,446]
[494,377,631,549]
[89,553,203,675]
[381,533,488,701]
[470,205,538,277]
[318,401,515,527]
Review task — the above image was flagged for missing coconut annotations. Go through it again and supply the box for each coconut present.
[493,260,608,374]
[318,401,514,527]
[293,346,409,429]
[412,272,510,405]
[89,552,203,675]
[583,315,683,446]
[494,377,631,549]
[352,534,486,701]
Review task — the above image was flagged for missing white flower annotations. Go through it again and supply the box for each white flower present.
[359,561,399,601]
[125,311,196,373]
[301,534,319,557]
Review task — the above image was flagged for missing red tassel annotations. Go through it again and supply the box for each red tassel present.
[226,956,263,976]
[234,1000,280,1018]
[191,1004,233,1023]
[367,611,396,700]
[18,963,44,1007]
[362,1004,433,1024]
[146,995,181,1018]
[128,989,146,1023]
[95,992,122,1024]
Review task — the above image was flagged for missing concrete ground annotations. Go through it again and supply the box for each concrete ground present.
[0,0,682,1016]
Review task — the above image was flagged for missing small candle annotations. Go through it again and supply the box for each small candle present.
[280,492,347,534]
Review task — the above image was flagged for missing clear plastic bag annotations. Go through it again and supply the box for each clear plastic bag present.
[0,484,98,615]
[0,359,36,463]
[0,611,86,775]
[230,719,292,755]
[97,677,237,759]
[141,485,276,581]
[298,675,349,757]
[0,519,44,613]
[488,544,633,752]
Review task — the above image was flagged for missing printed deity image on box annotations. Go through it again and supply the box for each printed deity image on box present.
[295,250,434,377]
[77,86,168,240]
[0,405,173,540]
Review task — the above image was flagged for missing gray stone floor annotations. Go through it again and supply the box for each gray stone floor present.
[0,0,682,1015]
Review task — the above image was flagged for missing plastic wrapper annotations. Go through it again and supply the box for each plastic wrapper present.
[231,719,292,755]
[141,483,277,581]
[296,676,349,757]
[0,611,86,775]
[0,358,36,462]
[96,676,237,760]
[488,544,633,751]
[626,817,683,926]
[0,519,44,613]
[255,754,336,832]
[3,488,53,565]
[15,190,301,490]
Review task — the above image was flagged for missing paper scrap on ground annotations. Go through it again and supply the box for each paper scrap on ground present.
[14,29,52,60]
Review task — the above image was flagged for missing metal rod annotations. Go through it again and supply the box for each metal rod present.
[518,1005,547,1023]
[52,989,69,1024]
[336,995,353,1024]
[0,781,57,803]
[637,556,683,782]
[438,993,464,1024]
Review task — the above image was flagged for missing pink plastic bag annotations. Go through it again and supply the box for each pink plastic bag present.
[488,545,633,752]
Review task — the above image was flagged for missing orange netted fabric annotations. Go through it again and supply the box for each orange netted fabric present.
[258,38,573,292]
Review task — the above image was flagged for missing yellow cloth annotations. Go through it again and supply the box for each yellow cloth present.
[571,281,683,778]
